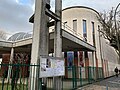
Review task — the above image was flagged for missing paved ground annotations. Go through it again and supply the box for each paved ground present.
[78,75,120,90]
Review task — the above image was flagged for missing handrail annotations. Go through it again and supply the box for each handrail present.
[6,23,92,43]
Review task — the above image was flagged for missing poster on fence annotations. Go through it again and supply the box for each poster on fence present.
[39,56,65,78]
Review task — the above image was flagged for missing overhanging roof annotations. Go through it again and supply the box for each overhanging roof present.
[0,41,13,54]
[0,30,95,54]
[62,30,95,51]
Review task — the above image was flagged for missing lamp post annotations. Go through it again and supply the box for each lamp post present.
[114,3,120,63]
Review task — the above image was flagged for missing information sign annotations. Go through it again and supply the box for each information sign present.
[39,56,65,78]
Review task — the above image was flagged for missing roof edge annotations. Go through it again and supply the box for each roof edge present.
[29,6,100,23]
[62,6,100,15]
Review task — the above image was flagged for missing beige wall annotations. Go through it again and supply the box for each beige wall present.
[62,6,119,72]
[101,37,119,76]
[62,7,98,45]
[62,7,101,67]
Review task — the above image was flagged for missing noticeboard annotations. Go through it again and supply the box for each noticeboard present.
[39,56,65,78]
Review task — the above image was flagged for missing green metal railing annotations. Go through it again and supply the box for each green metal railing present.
[62,66,104,89]
[0,64,104,90]
[0,63,40,90]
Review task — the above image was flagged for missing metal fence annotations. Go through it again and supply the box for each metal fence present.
[46,66,104,90]
[62,66,104,89]
[0,63,39,90]
[0,64,104,90]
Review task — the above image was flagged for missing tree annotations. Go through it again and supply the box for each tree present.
[0,30,7,40]
[97,4,120,62]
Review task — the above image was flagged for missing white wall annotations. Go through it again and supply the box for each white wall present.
[62,6,120,77]
[100,37,119,76]
[62,7,102,67]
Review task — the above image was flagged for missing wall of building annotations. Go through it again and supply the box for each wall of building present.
[62,6,120,77]
[62,6,101,67]
[101,37,120,77]
[62,7,98,44]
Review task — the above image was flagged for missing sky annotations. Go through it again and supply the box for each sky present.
[0,0,120,36]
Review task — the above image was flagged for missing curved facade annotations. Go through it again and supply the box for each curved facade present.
[62,6,119,77]
[62,6,99,45]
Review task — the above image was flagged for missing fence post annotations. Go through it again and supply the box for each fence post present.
[74,65,77,88]
[72,66,75,89]
[2,70,6,90]
[62,76,63,90]
[102,67,104,79]
[80,67,82,86]
[72,65,77,89]
[87,67,89,83]
[88,67,90,83]
[94,67,97,81]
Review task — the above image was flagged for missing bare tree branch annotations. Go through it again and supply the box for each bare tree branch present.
[0,30,7,40]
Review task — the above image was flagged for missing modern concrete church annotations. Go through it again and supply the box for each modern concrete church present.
[0,6,119,81]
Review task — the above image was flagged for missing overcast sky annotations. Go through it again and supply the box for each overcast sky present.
[0,0,120,36]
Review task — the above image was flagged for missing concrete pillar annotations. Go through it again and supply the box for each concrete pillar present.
[53,0,62,90]
[30,0,49,90]
[7,48,14,81]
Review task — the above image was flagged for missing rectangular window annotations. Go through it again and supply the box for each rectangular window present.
[83,20,87,41]
[73,20,77,32]
[92,22,95,45]
[92,22,95,33]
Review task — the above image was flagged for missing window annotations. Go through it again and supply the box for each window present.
[92,22,95,33]
[73,20,77,32]
[92,22,95,45]
[83,20,87,41]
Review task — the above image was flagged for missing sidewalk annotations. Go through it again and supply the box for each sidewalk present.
[78,75,120,90]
